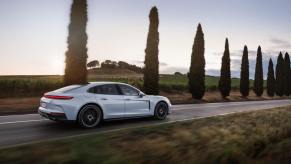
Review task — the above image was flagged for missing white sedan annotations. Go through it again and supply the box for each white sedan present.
[38,82,171,128]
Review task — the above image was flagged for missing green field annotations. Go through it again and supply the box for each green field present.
[0,75,63,98]
[1,106,291,163]
[0,73,260,98]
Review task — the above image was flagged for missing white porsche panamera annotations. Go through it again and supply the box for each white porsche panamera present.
[38,82,171,128]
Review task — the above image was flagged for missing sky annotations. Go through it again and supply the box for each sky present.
[0,0,291,78]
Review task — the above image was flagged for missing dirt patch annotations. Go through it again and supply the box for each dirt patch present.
[0,97,39,115]
[162,90,291,104]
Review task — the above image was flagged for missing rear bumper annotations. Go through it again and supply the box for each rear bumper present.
[38,107,67,121]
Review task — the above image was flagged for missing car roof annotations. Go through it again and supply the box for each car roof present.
[88,81,130,86]
[85,82,144,94]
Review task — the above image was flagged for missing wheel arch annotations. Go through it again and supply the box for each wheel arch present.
[154,100,169,119]
[154,100,170,113]
[77,103,104,120]
[155,100,169,110]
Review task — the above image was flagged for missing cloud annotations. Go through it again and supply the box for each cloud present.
[209,49,282,79]
[206,69,220,77]
[160,66,188,74]
[230,48,285,79]
[159,62,168,67]
[131,60,168,67]
[135,48,285,79]
[132,60,143,65]
[270,37,291,49]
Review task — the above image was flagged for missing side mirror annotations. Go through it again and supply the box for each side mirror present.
[139,92,145,98]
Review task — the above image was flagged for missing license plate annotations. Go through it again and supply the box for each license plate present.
[40,102,47,108]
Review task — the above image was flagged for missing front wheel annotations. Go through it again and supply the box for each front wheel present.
[78,105,102,128]
[154,102,168,120]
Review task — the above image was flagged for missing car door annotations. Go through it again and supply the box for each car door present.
[90,84,125,119]
[118,84,150,117]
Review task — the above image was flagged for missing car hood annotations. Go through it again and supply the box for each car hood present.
[146,95,171,105]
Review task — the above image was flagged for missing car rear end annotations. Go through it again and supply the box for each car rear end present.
[38,85,84,121]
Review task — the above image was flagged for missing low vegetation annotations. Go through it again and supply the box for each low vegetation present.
[0,75,63,98]
[1,106,291,163]
[0,73,256,98]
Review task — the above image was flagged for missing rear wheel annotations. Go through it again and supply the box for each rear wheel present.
[78,105,102,128]
[154,102,168,120]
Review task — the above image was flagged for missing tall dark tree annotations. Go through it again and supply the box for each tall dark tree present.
[284,52,291,96]
[276,52,285,96]
[253,46,264,96]
[64,0,88,85]
[188,24,205,99]
[143,6,159,95]
[219,38,231,98]
[267,58,275,97]
[240,45,249,97]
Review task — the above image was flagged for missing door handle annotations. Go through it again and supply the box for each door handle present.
[125,98,131,101]
[101,98,107,100]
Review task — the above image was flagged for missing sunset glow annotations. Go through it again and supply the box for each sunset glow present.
[0,0,291,77]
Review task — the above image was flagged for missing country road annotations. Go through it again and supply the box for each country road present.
[1,99,291,149]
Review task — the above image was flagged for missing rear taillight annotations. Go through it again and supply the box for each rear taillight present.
[44,95,73,100]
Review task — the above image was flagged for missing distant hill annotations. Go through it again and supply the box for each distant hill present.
[88,68,141,75]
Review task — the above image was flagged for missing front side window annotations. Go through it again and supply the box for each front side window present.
[88,84,120,95]
[119,84,139,96]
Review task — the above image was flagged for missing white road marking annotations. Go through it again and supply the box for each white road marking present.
[0,119,48,125]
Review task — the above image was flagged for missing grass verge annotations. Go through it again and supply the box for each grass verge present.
[1,106,291,163]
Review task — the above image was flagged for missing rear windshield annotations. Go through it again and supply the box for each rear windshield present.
[53,85,83,93]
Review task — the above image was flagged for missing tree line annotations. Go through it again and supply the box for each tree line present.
[187,26,291,99]
[87,59,143,73]
[64,1,290,99]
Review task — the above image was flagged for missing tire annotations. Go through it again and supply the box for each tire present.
[78,105,102,128]
[154,102,168,120]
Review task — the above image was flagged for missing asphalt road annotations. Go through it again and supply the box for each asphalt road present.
[1,99,291,149]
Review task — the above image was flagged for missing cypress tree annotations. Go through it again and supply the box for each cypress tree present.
[267,58,275,97]
[240,45,249,97]
[64,0,88,85]
[219,38,231,98]
[284,52,291,96]
[188,24,205,99]
[253,46,264,96]
[276,52,284,96]
[143,7,159,95]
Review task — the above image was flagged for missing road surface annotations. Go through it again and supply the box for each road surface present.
[0,99,291,149]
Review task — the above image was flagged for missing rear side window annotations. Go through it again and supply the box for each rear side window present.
[88,84,120,95]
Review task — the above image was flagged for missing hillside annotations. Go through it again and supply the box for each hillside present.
[0,71,263,98]
[88,68,140,75]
